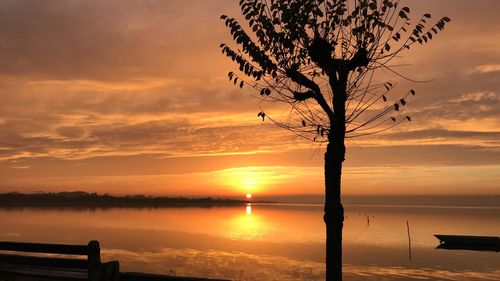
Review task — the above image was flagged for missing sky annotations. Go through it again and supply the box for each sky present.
[0,0,499,198]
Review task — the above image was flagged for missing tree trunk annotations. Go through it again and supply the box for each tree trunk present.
[324,140,345,281]
[324,72,347,281]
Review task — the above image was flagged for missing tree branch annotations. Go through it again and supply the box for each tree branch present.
[308,37,335,72]
[346,47,369,71]
[293,90,315,102]
[286,69,335,122]
[286,69,321,93]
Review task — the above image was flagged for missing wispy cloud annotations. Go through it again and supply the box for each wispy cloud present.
[0,0,499,195]
[472,64,500,74]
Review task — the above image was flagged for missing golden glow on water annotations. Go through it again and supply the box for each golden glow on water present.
[246,204,252,215]
[229,204,265,240]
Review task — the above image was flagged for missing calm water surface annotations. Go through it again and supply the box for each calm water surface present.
[0,204,498,281]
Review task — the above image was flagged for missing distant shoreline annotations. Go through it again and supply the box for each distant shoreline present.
[1,192,498,209]
[0,192,274,208]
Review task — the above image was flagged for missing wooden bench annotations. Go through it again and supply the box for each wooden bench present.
[0,240,119,281]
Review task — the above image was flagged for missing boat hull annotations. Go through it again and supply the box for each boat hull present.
[434,234,500,252]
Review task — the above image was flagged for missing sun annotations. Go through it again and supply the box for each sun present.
[245,193,252,199]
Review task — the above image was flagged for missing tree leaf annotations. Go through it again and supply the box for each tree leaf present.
[257,111,266,121]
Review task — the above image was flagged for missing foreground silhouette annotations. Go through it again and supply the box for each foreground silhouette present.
[0,240,229,281]
[0,240,119,281]
[435,234,500,252]
[220,1,450,280]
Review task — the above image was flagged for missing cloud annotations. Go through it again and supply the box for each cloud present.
[389,90,500,135]
[472,64,500,74]
[0,0,499,195]
[450,91,500,103]
[56,126,86,139]
[0,75,299,162]
[0,113,301,161]
[10,165,31,169]
[0,0,238,80]
[375,129,500,147]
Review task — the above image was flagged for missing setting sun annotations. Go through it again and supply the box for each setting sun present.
[246,193,252,199]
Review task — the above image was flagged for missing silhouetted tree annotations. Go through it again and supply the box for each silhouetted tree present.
[220,1,450,280]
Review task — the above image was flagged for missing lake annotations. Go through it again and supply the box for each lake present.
[0,203,498,280]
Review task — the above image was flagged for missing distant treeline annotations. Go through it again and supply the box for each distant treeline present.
[0,192,256,208]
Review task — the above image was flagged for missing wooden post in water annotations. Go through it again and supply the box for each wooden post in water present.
[406,221,412,261]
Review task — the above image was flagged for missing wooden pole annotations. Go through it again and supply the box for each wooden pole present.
[406,221,412,261]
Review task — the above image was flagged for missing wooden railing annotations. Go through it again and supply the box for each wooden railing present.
[0,240,119,281]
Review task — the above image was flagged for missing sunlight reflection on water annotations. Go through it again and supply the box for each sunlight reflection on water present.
[0,204,498,281]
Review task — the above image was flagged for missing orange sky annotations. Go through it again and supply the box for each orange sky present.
[0,0,499,197]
